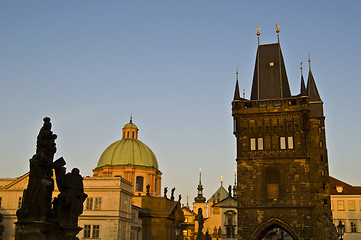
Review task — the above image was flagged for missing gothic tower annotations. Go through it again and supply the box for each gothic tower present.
[232,27,334,240]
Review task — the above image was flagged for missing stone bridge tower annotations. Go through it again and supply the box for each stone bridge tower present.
[232,27,335,240]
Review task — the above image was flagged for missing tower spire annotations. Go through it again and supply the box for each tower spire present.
[233,168,237,198]
[306,57,322,102]
[199,168,202,184]
[300,62,307,96]
[194,168,206,203]
[233,68,241,100]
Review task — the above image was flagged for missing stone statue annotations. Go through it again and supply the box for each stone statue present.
[171,187,176,201]
[17,117,57,222]
[178,194,182,202]
[164,187,168,198]
[15,117,88,240]
[146,184,150,196]
[228,185,232,197]
[53,159,88,228]
[196,208,204,239]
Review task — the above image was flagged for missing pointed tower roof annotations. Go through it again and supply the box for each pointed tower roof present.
[233,71,241,100]
[300,63,307,96]
[250,43,291,100]
[306,60,322,102]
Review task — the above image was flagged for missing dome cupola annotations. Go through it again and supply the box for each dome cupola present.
[122,116,139,140]
[93,117,162,197]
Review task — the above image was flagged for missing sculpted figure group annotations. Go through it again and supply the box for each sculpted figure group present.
[16,117,87,240]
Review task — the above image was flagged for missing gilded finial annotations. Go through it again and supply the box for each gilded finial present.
[221,176,223,185]
[130,113,133,123]
[300,62,303,76]
[236,67,238,81]
[257,27,261,45]
[276,24,280,43]
[308,53,311,70]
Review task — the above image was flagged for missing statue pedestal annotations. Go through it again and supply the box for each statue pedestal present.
[15,221,49,240]
[15,221,82,240]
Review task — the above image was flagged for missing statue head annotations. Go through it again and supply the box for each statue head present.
[42,117,52,131]
[71,168,80,175]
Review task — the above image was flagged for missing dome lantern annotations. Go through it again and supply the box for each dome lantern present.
[122,116,139,140]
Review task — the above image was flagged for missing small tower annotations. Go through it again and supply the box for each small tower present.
[193,168,207,218]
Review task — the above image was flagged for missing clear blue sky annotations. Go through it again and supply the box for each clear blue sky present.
[1,1,361,205]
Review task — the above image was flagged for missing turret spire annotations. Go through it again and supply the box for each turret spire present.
[306,58,321,102]
[306,57,323,117]
[233,69,241,100]
[300,62,307,96]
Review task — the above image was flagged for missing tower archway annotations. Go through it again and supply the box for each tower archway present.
[250,218,300,240]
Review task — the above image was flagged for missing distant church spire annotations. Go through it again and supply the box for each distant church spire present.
[300,62,307,96]
[233,168,237,198]
[194,168,206,203]
[233,69,241,100]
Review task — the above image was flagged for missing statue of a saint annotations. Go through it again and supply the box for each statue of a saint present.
[53,162,88,227]
[17,117,57,222]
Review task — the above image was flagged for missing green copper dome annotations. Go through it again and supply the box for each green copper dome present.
[95,120,159,170]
